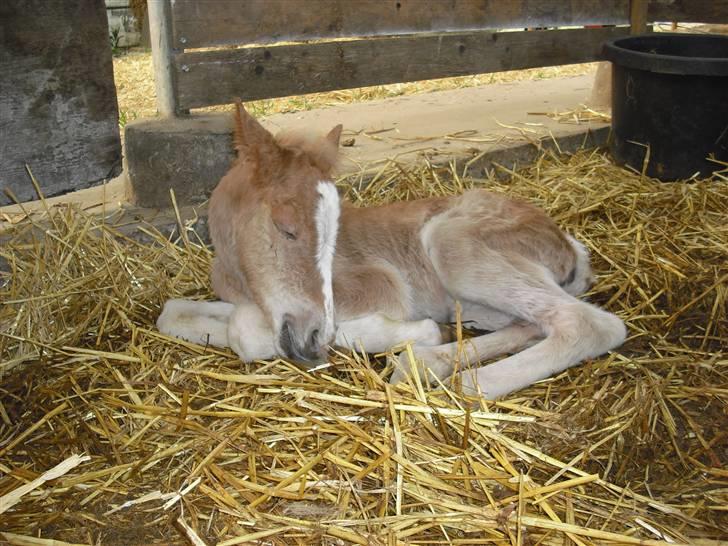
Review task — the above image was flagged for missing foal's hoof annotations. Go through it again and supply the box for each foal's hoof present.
[388,351,412,385]
[389,346,455,386]
[452,368,505,400]
[414,318,445,346]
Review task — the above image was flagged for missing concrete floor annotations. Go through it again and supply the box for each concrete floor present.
[1,72,607,232]
[264,72,606,171]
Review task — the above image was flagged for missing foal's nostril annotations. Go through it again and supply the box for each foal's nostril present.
[306,328,320,354]
[279,319,295,358]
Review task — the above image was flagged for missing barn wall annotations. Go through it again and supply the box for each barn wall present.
[106,0,149,48]
[0,0,122,205]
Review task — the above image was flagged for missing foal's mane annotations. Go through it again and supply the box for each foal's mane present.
[276,130,340,175]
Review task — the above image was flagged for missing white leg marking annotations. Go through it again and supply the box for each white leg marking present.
[335,314,442,354]
[227,302,278,361]
[158,299,279,361]
[315,181,340,344]
[157,299,234,348]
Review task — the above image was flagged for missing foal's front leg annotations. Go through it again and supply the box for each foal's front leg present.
[158,301,441,361]
[157,299,234,348]
[157,299,276,361]
[333,265,444,354]
[335,314,443,353]
[226,302,277,361]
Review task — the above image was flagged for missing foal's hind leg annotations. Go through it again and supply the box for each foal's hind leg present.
[421,226,625,398]
[390,322,542,385]
[456,299,625,398]
[440,257,625,399]
[390,301,536,384]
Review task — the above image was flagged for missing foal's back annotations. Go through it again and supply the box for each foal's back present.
[338,189,578,288]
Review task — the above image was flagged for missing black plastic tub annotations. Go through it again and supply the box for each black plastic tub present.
[603,33,728,180]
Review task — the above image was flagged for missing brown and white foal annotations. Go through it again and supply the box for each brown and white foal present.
[158,103,626,399]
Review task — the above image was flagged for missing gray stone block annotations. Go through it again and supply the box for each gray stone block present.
[0,0,122,205]
[125,114,234,208]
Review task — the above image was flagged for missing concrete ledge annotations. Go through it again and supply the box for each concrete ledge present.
[125,115,235,208]
[126,73,609,208]
[422,126,608,181]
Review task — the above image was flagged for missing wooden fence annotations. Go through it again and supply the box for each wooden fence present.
[149,0,728,115]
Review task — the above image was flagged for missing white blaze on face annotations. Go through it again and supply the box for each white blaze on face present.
[315,181,340,343]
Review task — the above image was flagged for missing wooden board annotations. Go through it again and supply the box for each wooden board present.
[171,0,630,49]
[0,0,121,205]
[649,0,728,24]
[630,0,649,34]
[173,26,630,110]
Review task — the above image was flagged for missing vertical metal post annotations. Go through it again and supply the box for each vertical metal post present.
[148,0,177,116]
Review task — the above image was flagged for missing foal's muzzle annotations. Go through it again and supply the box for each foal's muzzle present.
[279,315,326,364]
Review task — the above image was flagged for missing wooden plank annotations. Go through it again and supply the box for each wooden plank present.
[648,0,728,24]
[0,0,122,205]
[171,0,630,49]
[173,26,630,110]
[630,0,649,33]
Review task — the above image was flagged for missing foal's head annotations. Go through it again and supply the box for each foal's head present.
[213,101,342,364]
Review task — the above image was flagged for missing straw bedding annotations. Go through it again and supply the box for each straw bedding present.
[1,149,726,545]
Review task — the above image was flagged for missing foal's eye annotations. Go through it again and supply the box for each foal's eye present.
[274,221,297,241]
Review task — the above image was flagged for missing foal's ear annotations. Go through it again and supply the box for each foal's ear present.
[326,124,343,148]
[232,98,277,158]
[310,124,343,175]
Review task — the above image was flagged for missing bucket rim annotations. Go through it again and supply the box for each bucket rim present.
[602,33,728,76]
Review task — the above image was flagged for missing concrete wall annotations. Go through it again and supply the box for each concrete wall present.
[0,0,122,205]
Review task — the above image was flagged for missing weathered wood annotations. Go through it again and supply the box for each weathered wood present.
[171,0,630,49]
[148,0,178,116]
[630,0,649,33]
[649,0,728,24]
[173,26,630,110]
[0,0,121,205]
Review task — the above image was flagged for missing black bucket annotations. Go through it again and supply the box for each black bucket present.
[603,33,728,180]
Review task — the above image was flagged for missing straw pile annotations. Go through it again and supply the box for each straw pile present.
[1,149,726,545]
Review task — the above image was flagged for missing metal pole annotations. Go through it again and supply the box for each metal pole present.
[148,0,177,116]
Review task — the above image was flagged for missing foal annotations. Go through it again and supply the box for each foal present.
[158,102,626,399]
